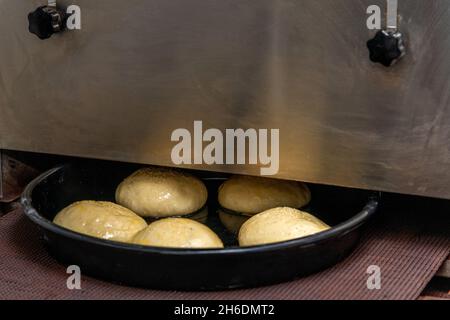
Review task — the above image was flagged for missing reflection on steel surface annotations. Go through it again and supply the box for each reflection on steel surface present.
[1,0,450,199]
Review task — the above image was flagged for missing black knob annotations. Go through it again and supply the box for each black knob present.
[367,30,405,67]
[28,6,65,40]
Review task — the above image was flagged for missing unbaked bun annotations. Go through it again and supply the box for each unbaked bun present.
[116,167,208,218]
[218,209,250,234]
[53,201,147,243]
[218,175,311,214]
[133,218,223,249]
[238,207,330,247]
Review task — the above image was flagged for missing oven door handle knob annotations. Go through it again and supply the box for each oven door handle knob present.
[367,30,406,67]
[28,5,66,40]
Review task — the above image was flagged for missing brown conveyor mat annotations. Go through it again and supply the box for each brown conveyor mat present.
[0,194,448,300]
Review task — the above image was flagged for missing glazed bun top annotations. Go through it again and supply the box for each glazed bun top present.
[238,207,330,247]
[115,167,208,218]
[132,218,224,249]
[218,175,311,214]
[53,201,147,243]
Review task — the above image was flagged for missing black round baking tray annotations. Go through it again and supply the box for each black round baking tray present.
[21,161,379,290]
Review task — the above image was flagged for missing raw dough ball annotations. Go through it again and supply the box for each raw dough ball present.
[116,167,208,218]
[218,175,311,215]
[238,207,330,247]
[53,201,147,243]
[218,209,251,234]
[133,218,224,249]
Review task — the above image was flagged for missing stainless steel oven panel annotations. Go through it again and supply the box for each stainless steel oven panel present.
[1,0,450,199]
